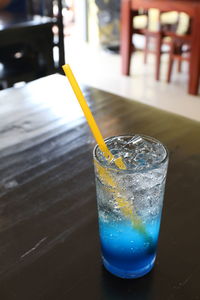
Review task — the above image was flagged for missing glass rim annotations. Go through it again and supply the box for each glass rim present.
[93,134,169,174]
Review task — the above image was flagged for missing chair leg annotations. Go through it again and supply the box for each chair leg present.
[121,0,133,75]
[177,59,182,73]
[144,35,149,64]
[177,43,182,73]
[167,41,175,83]
[155,34,162,81]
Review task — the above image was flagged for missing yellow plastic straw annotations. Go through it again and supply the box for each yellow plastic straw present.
[62,64,126,170]
[62,64,150,239]
[94,160,148,237]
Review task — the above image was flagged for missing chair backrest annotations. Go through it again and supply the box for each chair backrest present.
[26,0,65,71]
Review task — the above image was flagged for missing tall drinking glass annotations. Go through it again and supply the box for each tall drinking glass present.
[93,135,169,279]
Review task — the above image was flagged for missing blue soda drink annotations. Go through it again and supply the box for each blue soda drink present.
[93,135,168,279]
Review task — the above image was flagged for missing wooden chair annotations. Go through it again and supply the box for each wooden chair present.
[166,35,191,83]
[126,9,161,80]
[121,7,180,81]
[166,13,191,83]
[143,10,180,81]
[138,10,164,81]
[0,0,65,89]
[120,0,192,82]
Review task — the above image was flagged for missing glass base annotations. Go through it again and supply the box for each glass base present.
[102,256,156,279]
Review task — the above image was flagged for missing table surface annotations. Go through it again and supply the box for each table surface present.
[0,74,200,300]
[0,12,54,31]
[0,12,56,81]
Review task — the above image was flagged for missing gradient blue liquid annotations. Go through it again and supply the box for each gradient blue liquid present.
[99,218,160,278]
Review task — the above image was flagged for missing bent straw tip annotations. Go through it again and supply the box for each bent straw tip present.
[62,64,70,71]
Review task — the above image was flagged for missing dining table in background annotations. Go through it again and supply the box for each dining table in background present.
[0,11,55,71]
[121,0,200,95]
[0,74,200,299]
[0,5,65,88]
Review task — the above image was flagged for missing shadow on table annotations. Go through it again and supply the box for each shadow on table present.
[100,265,155,300]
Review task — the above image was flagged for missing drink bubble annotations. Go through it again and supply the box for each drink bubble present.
[94,135,168,278]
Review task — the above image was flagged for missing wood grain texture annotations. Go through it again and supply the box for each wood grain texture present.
[0,74,200,299]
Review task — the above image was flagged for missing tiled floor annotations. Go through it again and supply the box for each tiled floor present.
[64,35,200,122]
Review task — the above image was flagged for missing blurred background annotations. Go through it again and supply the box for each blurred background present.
[0,0,200,121]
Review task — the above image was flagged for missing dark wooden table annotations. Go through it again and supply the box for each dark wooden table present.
[121,0,200,95]
[0,74,200,299]
[0,12,55,74]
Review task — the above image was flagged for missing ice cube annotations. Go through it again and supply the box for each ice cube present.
[127,135,143,146]
[96,135,167,171]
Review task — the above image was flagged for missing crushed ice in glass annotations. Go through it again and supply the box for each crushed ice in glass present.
[96,135,167,171]
[95,135,168,225]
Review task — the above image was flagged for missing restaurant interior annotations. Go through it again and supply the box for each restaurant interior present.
[67,0,200,121]
[0,0,200,120]
[0,0,200,299]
